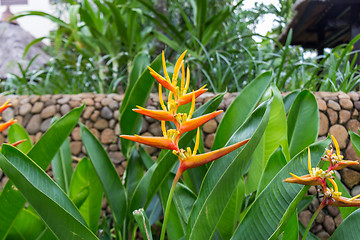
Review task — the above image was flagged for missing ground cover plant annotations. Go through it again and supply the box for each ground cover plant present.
[1,50,360,239]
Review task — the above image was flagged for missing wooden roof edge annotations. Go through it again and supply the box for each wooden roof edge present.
[278,0,310,45]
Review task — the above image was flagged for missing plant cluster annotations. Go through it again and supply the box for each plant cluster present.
[7,0,360,95]
[2,50,360,239]
[284,135,360,238]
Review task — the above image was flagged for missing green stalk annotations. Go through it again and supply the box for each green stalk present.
[303,201,326,239]
[160,169,183,240]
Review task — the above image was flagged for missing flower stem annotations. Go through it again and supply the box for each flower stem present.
[303,201,326,239]
[160,169,183,240]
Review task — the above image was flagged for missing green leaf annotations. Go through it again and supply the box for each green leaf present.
[186,99,272,239]
[0,105,84,239]
[69,157,103,233]
[8,123,32,153]
[7,208,45,240]
[257,146,287,194]
[217,178,245,240]
[212,71,272,150]
[80,124,127,228]
[246,85,289,194]
[120,54,162,157]
[232,139,330,239]
[0,182,27,239]
[128,52,150,91]
[287,90,319,158]
[133,209,153,240]
[350,130,360,157]
[159,176,187,240]
[52,137,72,194]
[330,209,360,240]
[281,210,299,240]
[0,144,98,240]
[283,90,300,114]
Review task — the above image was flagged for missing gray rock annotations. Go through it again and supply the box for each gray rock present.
[316,231,330,240]
[19,103,32,115]
[100,107,113,120]
[351,185,360,197]
[2,107,14,122]
[323,215,335,235]
[41,106,56,119]
[40,118,52,132]
[327,206,340,217]
[26,114,41,134]
[60,104,71,115]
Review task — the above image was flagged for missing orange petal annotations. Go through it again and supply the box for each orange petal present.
[147,66,176,92]
[328,196,360,207]
[11,139,27,147]
[180,110,222,134]
[0,100,11,114]
[0,119,16,132]
[120,135,178,151]
[180,139,249,170]
[332,160,359,170]
[283,174,323,186]
[133,106,175,122]
[178,86,207,106]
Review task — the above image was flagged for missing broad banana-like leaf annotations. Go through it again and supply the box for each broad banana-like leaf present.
[0,144,97,240]
[231,139,330,239]
[287,90,319,158]
[69,157,103,233]
[80,124,127,228]
[330,209,360,240]
[212,71,272,150]
[0,105,84,239]
[186,99,272,239]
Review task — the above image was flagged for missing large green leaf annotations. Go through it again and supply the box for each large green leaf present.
[0,144,97,240]
[330,209,360,240]
[257,146,287,194]
[212,71,272,150]
[69,157,103,233]
[80,124,127,228]
[287,90,319,158]
[8,123,32,153]
[0,182,26,240]
[0,105,84,239]
[130,93,225,212]
[281,210,299,240]
[246,85,289,194]
[283,90,300,114]
[217,178,245,240]
[159,175,187,240]
[119,54,162,157]
[7,208,46,240]
[231,139,330,239]
[52,137,72,194]
[186,99,272,240]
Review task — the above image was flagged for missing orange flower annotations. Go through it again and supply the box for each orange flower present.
[0,118,16,132]
[133,106,175,122]
[121,135,179,151]
[284,148,329,189]
[322,135,359,170]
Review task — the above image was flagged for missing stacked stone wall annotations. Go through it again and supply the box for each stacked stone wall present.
[0,91,359,239]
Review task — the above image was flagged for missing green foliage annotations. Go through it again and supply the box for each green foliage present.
[1,58,359,239]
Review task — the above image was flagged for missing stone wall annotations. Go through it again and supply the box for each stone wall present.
[0,91,360,239]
